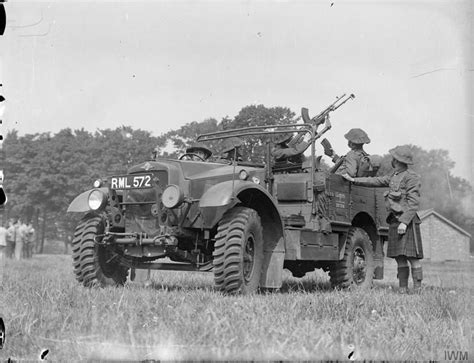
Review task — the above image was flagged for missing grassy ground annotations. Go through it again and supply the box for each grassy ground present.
[1,254,472,361]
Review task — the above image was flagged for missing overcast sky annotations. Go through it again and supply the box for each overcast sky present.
[1,1,472,182]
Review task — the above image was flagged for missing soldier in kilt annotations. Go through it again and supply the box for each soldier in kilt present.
[343,145,423,293]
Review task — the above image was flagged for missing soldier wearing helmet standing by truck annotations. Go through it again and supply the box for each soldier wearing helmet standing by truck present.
[343,145,423,293]
[322,128,381,177]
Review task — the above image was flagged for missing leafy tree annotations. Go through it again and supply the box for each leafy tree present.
[161,105,299,163]
[221,105,299,163]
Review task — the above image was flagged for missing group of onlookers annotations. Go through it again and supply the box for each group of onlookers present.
[0,218,36,261]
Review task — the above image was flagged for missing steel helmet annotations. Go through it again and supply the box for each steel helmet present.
[186,143,213,159]
[344,128,371,144]
[273,132,293,145]
[221,137,244,153]
[389,145,414,165]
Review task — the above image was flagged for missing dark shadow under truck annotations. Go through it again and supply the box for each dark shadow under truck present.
[67,119,389,294]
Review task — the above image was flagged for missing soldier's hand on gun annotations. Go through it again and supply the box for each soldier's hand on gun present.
[342,174,355,182]
[398,223,407,234]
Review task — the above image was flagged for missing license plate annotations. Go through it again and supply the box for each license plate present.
[110,174,153,190]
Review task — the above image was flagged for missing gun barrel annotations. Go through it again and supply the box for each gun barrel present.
[332,93,355,111]
[313,93,346,120]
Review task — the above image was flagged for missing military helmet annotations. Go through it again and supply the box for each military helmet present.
[186,143,213,158]
[389,145,414,165]
[273,132,293,145]
[221,137,244,153]
[344,128,371,144]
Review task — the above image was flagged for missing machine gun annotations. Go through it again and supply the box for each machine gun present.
[288,93,355,147]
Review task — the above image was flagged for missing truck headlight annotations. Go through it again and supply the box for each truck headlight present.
[93,179,103,188]
[88,189,107,210]
[162,184,184,209]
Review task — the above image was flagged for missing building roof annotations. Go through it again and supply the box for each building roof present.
[418,208,472,238]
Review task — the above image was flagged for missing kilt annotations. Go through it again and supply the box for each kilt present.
[387,214,423,259]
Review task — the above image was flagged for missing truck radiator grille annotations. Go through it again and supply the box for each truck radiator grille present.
[123,171,168,235]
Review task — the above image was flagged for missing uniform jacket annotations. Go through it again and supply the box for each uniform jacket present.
[24,225,36,243]
[354,169,421,225]
[272,141,309,162]
[337,149,371,177]
[7,224,19,242]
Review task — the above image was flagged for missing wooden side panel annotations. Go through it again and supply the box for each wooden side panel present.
[326,174,351,222]
[274,173,312,202]
[276,182,307,201]
[350,185,376,217]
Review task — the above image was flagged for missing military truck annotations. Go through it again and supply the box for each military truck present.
[68,108,389,294]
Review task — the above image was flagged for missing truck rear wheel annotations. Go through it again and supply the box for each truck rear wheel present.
[213,207,264,294]
[72,215,128,287]
[329,227,374,289]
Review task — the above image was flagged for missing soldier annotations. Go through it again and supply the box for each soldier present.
[336,128,372,177]
[0,222,7,273]
[6,219,15,258]
[343,145,423,293]
[272,133,312,163]
[24,221,36,258]
[219,137,244,162]
[184,143,213,161]
[13,218,24,260]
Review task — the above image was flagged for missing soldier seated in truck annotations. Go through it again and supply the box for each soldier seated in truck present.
[272,133,309,163]
[217,137,244,162]
[323,129,382,177]
[180,143,213,161]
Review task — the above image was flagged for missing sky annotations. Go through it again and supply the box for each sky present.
[1,1,473,182]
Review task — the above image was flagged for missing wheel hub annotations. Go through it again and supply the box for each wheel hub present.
[243,235,255,282]
[352,246,367,284]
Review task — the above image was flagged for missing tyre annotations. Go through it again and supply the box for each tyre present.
[213,207,264,294]
[329,227,374,289]
[72,215,128,287]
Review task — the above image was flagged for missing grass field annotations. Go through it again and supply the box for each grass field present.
[1,254,472,361]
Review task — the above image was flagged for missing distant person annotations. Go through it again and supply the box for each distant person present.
[219,137,244,162]
[24,221,36,259]
[336,128,372,177]
[343,145,423,293]
[14,219,26,260]
[0,222,7,276]
[6,218,17,259]
[184,143,213,161]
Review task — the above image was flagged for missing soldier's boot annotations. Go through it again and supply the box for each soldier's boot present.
[411,267,423,292]
[397,266,410,294]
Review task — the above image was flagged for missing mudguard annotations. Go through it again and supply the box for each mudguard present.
[199,180,275,227]
[67,188,109,212]
[199,180,286,289]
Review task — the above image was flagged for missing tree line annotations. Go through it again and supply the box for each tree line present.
[2,104,472,252]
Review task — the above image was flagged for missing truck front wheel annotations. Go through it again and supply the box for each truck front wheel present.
[72,215,128,287]
[329,227,375,289]
[213,207,264,294]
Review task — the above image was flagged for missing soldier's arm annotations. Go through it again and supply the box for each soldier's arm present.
[341,155,358,177]
[352,174,391,187]
[398,174,421,225]
[272,144,307,161]
[294,141,310,154]
[271,148,287,161]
